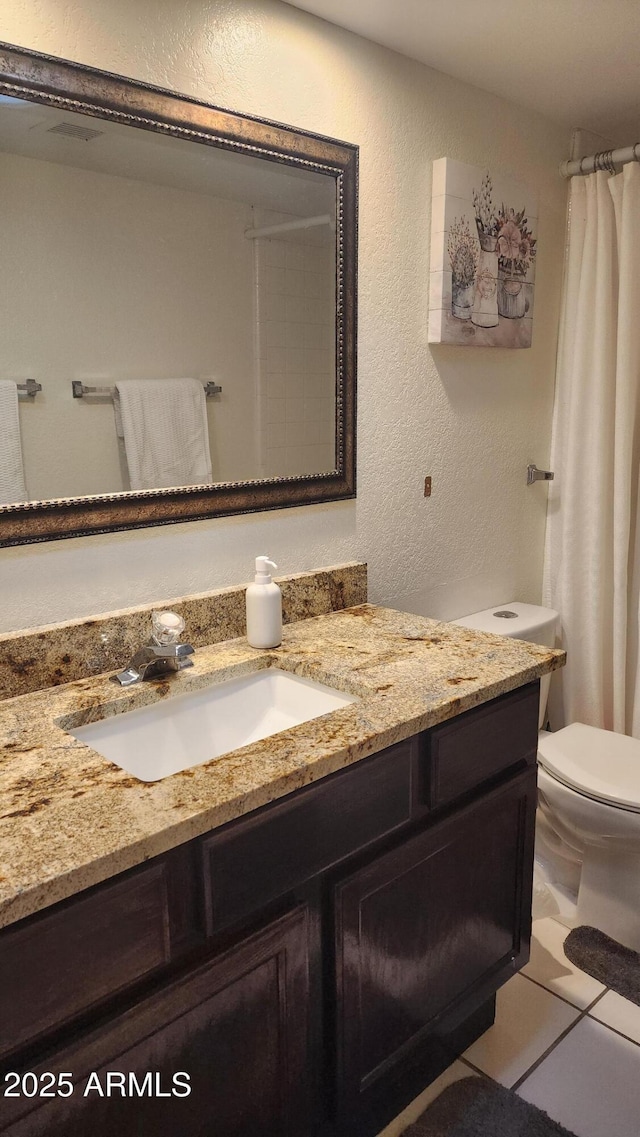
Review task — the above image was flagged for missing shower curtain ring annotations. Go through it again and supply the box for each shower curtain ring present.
[593,150,615,174]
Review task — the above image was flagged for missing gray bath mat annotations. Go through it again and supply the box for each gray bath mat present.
[564,925,640,1006]
[405,1077,577,1136]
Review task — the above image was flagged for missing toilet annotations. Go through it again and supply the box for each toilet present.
[453,602,640,952]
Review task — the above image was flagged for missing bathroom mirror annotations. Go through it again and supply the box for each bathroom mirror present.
[0,42,357,546]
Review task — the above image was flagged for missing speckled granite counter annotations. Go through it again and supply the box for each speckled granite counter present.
[0,604,565,929]
[0,562,367,698]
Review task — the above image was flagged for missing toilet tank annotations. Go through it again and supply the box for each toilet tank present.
[452,602,559,729]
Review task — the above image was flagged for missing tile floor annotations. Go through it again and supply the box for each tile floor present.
[379,916,640,1137]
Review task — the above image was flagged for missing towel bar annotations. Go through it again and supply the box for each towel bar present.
[17,379,42,398]
[72,380,223,399]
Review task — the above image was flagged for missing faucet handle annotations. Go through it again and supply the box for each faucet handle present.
[110,613,193,686]
[151,610,185,645]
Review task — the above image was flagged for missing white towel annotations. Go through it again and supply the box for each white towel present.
[114,379,213,491]
[0,381,28,504]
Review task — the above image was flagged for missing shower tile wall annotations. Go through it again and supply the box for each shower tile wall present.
[254,211,336,478]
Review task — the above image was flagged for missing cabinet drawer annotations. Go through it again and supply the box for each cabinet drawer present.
[201,738,416,935]
[426,682,539,807]
[0,849,199,1060]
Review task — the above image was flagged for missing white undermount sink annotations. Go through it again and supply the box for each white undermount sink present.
[69,667,359,782]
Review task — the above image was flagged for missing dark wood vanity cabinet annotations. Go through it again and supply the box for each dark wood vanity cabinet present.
[0,682,539,1137]
[333,768,536,1134]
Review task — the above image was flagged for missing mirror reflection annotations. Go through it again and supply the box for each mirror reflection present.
[0,97,337,506]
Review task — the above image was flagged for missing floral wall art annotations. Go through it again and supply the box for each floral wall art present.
[429,158,538,347]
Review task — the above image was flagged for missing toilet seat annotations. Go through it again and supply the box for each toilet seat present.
[538,723,640,813]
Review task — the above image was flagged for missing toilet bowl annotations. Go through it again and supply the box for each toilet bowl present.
[452,601,640,952]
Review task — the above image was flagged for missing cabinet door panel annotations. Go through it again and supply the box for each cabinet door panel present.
[1,906,310,1137]
[334,769,535,1116]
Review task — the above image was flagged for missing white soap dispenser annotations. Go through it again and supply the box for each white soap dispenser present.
[246,556,282,649]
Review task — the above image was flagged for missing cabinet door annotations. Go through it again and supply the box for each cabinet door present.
[1,906,310,1137]
[333,768,536,1127]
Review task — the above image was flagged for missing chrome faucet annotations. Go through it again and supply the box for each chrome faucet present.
[112,611,195,687]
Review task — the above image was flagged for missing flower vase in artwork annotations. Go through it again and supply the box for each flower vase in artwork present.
[496,209,536,320]
[471,227,499,328]
[451,278,475,320]
[498,270,527,319]
[447,216,478,321]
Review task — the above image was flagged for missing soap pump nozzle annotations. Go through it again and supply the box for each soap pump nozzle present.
[254,556,277,583]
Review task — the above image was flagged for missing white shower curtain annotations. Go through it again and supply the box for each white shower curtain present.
[544,163,640,734]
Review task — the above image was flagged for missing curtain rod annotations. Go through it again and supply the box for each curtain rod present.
[560,143,640,178]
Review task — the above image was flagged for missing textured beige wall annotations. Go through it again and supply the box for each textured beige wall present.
[0,0,568,633]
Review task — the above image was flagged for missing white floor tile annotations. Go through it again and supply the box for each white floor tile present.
[462,973,579,1088]
[521,917,606,1009]
[376,1060,475,1136]
[518,1016,640,1137]
[589,989,640,1045]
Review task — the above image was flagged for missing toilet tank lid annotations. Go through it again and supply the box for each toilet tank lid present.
[538,723,640,812]
[452,601,559,645]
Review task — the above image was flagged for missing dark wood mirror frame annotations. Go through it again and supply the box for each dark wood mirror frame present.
[0,41,357,547]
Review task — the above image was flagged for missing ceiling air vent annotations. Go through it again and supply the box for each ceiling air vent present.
[46,122,105,142]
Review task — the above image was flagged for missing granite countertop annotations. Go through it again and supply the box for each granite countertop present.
[0,604,565,929]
